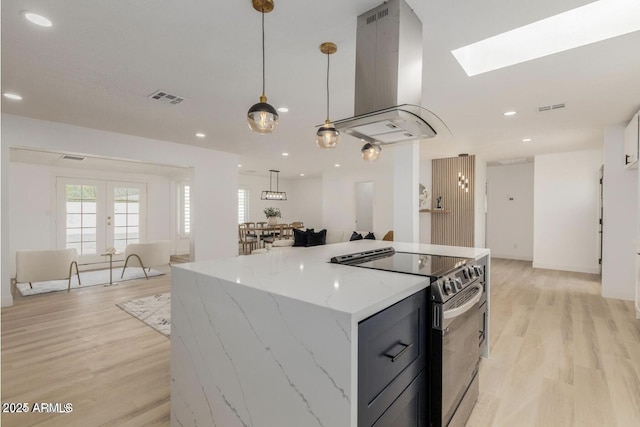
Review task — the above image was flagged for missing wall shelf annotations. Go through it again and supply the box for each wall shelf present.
[419,209,451,214]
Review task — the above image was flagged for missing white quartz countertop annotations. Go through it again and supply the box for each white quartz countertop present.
[174,241,490,321]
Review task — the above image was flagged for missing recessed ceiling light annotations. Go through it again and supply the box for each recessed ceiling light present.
[334,164,340,167]
[238,164,242,168]
[282,152,289,156]
[504,111,517,116]
[277,107,289,113]
[21,11,52,27]
[195,133,206,138]
[522,138,532,142]
[452,0,640,76]
[3,93,22,100]
[300,173,305,177]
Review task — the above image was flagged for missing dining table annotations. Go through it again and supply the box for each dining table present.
[246,224,294,247]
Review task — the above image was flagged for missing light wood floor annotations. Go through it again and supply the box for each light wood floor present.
[1,271,172,427]
[2,259,639,426]
[467,259,640,427]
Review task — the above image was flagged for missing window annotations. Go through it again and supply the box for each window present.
[180,183,191,236]
[238,188,249,224]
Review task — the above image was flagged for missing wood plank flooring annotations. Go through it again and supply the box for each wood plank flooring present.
[1,270,171,427]
[467,259,640,427]
[2,259,639,426]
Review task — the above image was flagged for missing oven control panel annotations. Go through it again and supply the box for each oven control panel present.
[432,265,484,303]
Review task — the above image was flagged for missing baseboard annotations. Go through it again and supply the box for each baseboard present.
[532,262,600,274]
[491,253,533,262]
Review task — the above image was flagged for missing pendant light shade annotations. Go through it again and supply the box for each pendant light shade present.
[247,0,278,134]
[248,95,279,134]
[361,142,382,161]
[316,42,339,149]
[316,120,340,149]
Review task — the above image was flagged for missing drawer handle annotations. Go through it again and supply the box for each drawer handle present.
[385,342,413,363]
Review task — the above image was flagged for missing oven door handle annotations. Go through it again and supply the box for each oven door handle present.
[443,284,483,320]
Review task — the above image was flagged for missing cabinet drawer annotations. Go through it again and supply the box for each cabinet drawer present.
[358,288,429,427]
[372,370,427,427]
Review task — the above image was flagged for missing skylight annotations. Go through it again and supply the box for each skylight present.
[452,0,640,76]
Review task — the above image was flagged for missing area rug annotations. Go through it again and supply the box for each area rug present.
[116,293,171,338]
[16,267,164,296]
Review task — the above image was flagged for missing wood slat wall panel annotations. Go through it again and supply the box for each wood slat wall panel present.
[431,155,475,247]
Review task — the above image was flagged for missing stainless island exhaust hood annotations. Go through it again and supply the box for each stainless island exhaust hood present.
[334,0,447,146]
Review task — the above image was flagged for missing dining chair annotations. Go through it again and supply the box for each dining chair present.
[243,222,257,238]
[290,221,304,229]
[239,224,258,255]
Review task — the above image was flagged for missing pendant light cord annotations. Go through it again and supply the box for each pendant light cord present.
[326,52,330,121]
[261,9,266,98]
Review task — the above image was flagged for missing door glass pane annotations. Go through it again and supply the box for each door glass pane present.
[127,214,139,226]
[112,187,141,249]
[114,214,127,226]
[65,184,98,255]
[67,201,82,214]
[67,213,81,228]
[82,214,96,228]
[82,201,97,214]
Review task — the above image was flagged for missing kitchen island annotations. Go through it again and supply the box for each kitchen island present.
[170,240,490,427]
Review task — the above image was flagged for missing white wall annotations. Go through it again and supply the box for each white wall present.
[486,163,534,260]
[602,126,637,301]
[288,177,323,229]
[322,160,393,237]
[533,150,602,273]
[2,114,238,306]
[8,162,177,277]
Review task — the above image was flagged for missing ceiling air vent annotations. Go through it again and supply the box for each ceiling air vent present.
[61,155,86,161]
[148,90,185,105]
[538,103,566,112]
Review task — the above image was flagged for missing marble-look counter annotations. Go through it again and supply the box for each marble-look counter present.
[170,241,490,427]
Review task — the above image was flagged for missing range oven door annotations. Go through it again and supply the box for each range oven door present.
[433,283,482,427]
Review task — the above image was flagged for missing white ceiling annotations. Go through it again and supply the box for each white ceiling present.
[3,0,640,178]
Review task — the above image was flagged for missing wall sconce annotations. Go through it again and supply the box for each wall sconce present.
[458,172,469,192]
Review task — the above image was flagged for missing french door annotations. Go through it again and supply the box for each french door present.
[57,178,147,263]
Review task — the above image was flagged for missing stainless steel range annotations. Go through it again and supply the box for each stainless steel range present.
[331,247,484,427]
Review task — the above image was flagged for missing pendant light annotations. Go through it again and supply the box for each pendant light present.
[361,142,382,161]
[261,169,287,200]
[316,42,339,149]
[247,0,279,134]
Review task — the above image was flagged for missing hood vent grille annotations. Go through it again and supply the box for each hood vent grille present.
[366,8,388,24]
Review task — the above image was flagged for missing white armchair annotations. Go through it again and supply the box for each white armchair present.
[14,248,80,295]
[121,240,171,279]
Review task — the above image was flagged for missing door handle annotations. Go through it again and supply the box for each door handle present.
[384,342,413,363]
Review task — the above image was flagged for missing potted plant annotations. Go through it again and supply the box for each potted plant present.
[264,207,281,226]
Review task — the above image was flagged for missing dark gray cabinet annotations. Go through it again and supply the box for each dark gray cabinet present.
[358,288,429,427]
